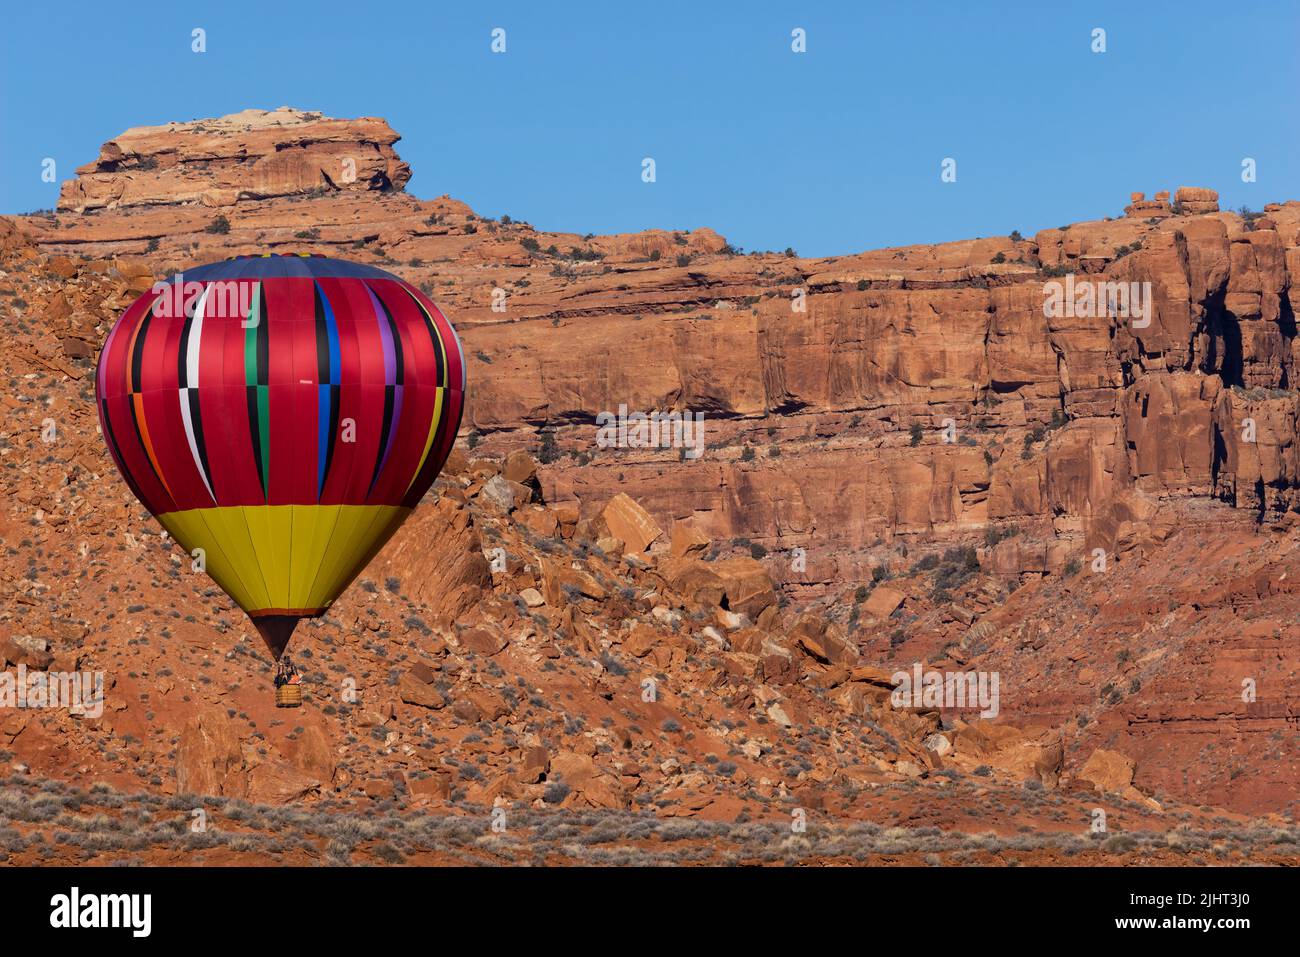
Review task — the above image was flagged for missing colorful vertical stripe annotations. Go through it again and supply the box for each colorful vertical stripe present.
[245,282,271,497]
[314,281,342,497]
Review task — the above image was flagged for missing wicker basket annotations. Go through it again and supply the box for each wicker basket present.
[275,684,303,708]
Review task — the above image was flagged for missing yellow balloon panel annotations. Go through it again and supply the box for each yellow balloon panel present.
[158,504,408,615]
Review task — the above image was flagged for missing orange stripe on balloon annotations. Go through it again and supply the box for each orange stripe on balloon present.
[132,392,175,502]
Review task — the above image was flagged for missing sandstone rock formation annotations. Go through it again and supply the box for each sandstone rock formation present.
[1175,186,1220,215]
[3,109,1299,838]
[57,107,410,213]
[1124,190,1172,218]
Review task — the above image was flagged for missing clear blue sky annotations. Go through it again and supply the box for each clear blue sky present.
[2,1,1296,256]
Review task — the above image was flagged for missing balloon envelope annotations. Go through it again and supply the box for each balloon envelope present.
[95,253,466,657]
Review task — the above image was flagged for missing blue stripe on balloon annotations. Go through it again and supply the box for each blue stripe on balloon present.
[315,283,341,496]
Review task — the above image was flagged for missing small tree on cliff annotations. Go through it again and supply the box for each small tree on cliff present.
[538,430,560,464]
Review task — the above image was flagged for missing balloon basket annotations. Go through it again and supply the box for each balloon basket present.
[275,685,303,708]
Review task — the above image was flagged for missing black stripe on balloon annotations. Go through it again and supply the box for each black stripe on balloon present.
[314,283,330,384]
[321,383,340,498]
[425,402,451,486]
[400,384,462,510]
[131,309,153,393]
[428,387,455,473]
[246,385,267,498]
[101,400,148,505]
[187,388,216,501]
[389,310,404,386]
[399,285,444,388]
[177,308,194,389]
[367,385,395,496]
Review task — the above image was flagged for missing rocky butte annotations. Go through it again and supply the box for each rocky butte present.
[0,109,1297,856]
[57,107,411,214]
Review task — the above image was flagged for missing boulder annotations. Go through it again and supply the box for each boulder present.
[288,725,336,784]
[2,635,53,669]
[548,751,626,809]
[175,708,244,797]
[399,673,446,709]
[502,449,538,484]
[863,585,905,619]
[670,520,711,558]
[538,557,607,606]
[479,474,525,512]
[656,556,726,609]
[408,661,438,684]
[516,506,559,538]
[602,493,662,553]
[464,686,512,721]
[624,623,658,658]
[1078,748,1136,794]
[405,772,452,800]
[458,627,507,656]
[246,763,322,804]
[712,557,776,619]
[1175,186,1219,214]
[923,733,952,757]
[789,615,859,665]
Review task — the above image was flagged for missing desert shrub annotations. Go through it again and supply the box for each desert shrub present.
[538,430,560,464]
[543,780,570,804]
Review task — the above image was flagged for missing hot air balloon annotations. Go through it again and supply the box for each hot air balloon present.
[95,253,466,703]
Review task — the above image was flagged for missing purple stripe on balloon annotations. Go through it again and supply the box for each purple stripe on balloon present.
[366,284,396,384]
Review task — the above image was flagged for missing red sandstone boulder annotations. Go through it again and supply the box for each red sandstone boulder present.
[602,493,662,554]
